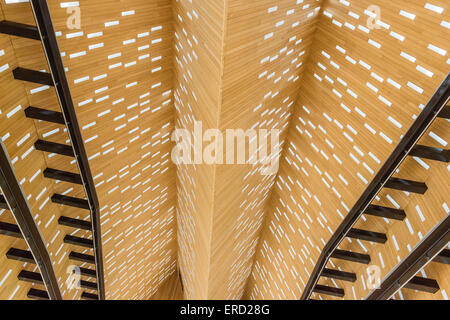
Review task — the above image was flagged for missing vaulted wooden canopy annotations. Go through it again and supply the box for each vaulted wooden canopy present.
[0,0,448,300]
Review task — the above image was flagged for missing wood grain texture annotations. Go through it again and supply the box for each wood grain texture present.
[173,0,225,300]
[0,0,87,300]
[245,0,449,300]
[174,0,323,299]
[149,269,184,300]
[1,0,177,300]
[45,0,178,299]
[1,0,447,300]
[211,0,322,299]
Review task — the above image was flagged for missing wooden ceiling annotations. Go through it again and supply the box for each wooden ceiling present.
[245,0,449,300]
[0,0,448,300]
[174,0,323,299]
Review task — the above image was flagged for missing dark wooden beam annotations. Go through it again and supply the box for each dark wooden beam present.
[27,288,49,300]
[0,20,40,40]
[58,216,92,231]
[18,270,43,285]
[35,140,74,157]
[52,194,89,210]
[0,195,8,210]
[80,267,97,278]
[6,248,35,263]
[313,284,344,298]
[385,178,428,194]
[13,67,53,86]
[404,276,440,294]
[364,205,406,221]
[44,168,82,185]
[322,268,357,283]
[410,145,449,162]
[81,292,98,300]
[80,280,98,290]
[438,105,449,119]
[331,249,371,264]
[25,106,65,125]
[347,228,387,244]
[64,234,94,248]
[69,251,95,264]
[0,221,22,238]
[433,249,450,265]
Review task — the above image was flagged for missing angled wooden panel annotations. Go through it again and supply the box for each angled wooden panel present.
[245,0,450,300]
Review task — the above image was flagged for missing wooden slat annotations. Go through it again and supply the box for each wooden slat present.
[81,292,98,300]
[27,288,49,300]
[0,221,22,238]
[34,140,74,157]
[6,248,35,264]
[80,280,97,290]
[64,235,94,248]
[69,251,95,264]
[409,145,450,163]
[0,195,8,210]
[313,284,344,298]
[330,250,371,264]
[347,228,388,244]
[384,178,428,194]
[364,205,406,221]
[322,268,357,283]
[51,194,89,210]
[433,249,450,266]
[24,106,65,125]
[58,216,92,231]
[79,267,97,278]
[18,270,43,284]
[0,20,40,40]
[437,105,450,119]
[404,276,440,294]
[12,67,53,86]
[44,168,82,185]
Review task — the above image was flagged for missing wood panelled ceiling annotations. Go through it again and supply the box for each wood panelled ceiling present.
[245,0,449,300]
[0,0,448,300]
[173,0,225,299]
[47,0,178,299]
[1,0,177,300]
[0,1,88,300]
[174,0,323,299]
